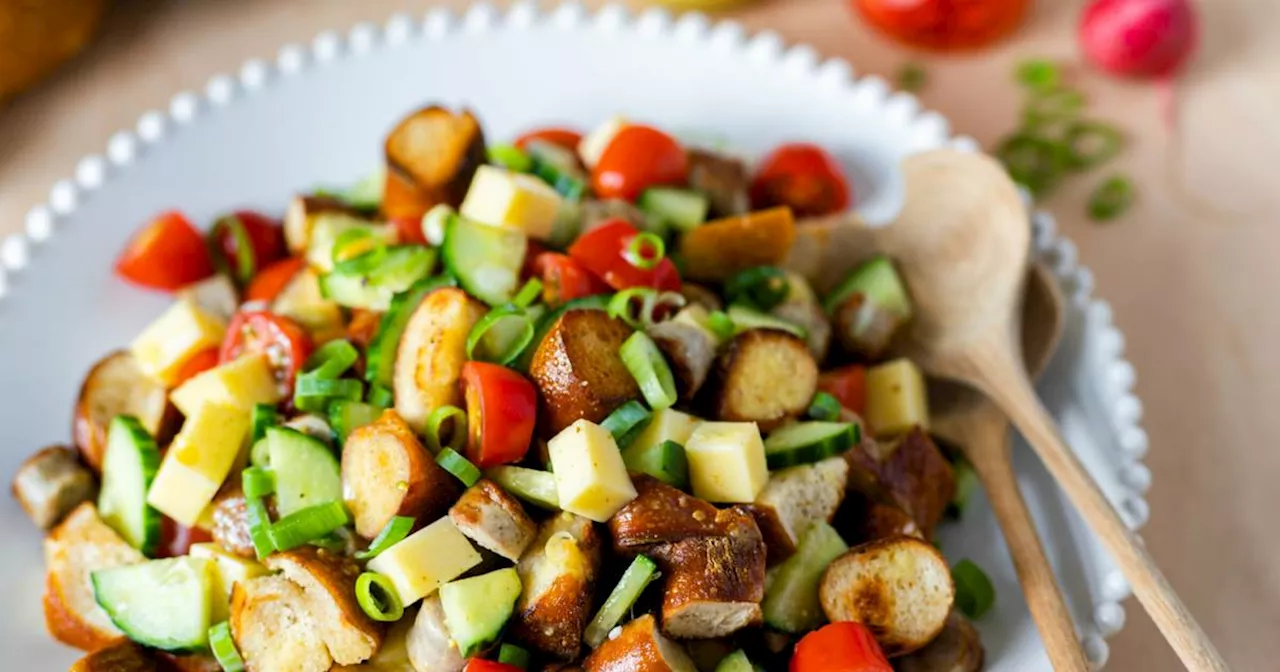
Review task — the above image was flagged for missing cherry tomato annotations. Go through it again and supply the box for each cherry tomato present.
[514,127,584,153]
[591,125,689,201]
[220,311,314,396]
[463,660,522,672]
[392,215,429,246]
[853,0,1029,52]
[461,362,537,468]
[791,622,892,672]
[245,256,306,304]
[521,240,552,282]
[115,211,215,292]
[751,143,853,217]
[155,516,213,558]
[567,220,681,292]
[173,348,220,387]
[534,252,612,307]
[818,365,868,416]
[209,210,286,286]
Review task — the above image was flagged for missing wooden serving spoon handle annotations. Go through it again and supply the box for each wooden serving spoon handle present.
[958,402,1089,672]
[974,349,1231,672]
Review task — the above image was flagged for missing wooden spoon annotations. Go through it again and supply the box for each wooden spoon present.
[931,264,1090,672]
[881,150,1228,672]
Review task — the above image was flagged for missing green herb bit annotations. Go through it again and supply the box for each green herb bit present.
[1016,59,1062,93]
[898,62,927,93]
[1088,176,1135,222]
[1064,121,1123,170]
[952,558,996,619]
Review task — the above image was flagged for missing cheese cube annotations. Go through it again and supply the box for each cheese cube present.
[368,518,482,607]
[460,166,564,241]
[548,419,638,522]
[170,354,282,416]
[305,214,397,273]
[189,542,268,622]
[864,358,929,437]
[627,408,701,455]
[147,403,249,526]
[685,422,768,503]
[271,268,345,342]
[578,115,629,169]
[129,298,226,385]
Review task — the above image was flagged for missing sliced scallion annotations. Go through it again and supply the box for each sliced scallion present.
[355,516,415,561]
[620,331,678,410]
[488,143,534,173]
[1088,175,1135,222]
[807,392,842,422]
[498,643,531,669]
[209,214,257,286]
[623,232,666,270]
[600,400,652,445]
[245,496,275,559]
[355,572,405,622]
[706,310,735,340]
[425,405,467,454]
[952,559,996,619]
[268,500,350,552]
[1023,88,1086,126]
[436,448,482,487]
[241,467,276,500]
[513,278,544,309]
[1064,121,1123,170]
[725,266,790,311]
[331,227,388,273]
[295,376,363,406]
[584,554,660,648]
[466,305,536,366]
[250,403,280,444]
[208,621,246,672]
[422,204,455,247]
[367,383,394,409]
[305,339,360,379]
[996,133,1066,197]
[642,291,686,325]
[1016,59,1061,93]
[608,288,658,329]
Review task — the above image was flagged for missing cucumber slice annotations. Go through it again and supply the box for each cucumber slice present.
[822,254,912,317]
[365,275,456,391]
[622,440,689,489]
[484,466,559,510]
[98,416,162,556]
[320,246,436,311]
[638,188,709,233]
[726,305,807,340]
[439,568,522,658]
[329,400,382,445]
[763,422,859,470]
[584,554,660,648]
[92,557,215,652]
[761,521,848,633]
[514,294,610,371]
[443,215,528,306]
[715,650,756,672]
[267,427,342,517]
[249,437,271,468]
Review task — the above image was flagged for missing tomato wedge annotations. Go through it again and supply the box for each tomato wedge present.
[245,256,306,304]
[208,210,286,286]
[534,252,611,307]
[514,127,584,153]
[391,215,429,246]
[751,142,853,217]
[567,220,681,292]
[155,516,213,559]
[461,362,537,468]
[791,622,892,672]
[115,211,215,291]
[220,311,313,396]
[463,660,522,672]
[591,125,689,201]
[818,365,869,416]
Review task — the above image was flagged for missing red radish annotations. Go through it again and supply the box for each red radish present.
[1079,0,1198,78]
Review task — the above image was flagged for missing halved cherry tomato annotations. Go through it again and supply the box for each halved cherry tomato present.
[534,252,611,307]
[514,127,584,153]
[791,622,892,672]
[521,240,551,282]
[461,362,537,468]
[567,220,681,292]
[245,256,306,304]
[463,660,522,672]
[115,211,215,292]
[208,210,286,286]
[173,348,220,387]
[751,143,853,217]
[392,215,429,246]
[155,516,213,559]
[818,365,868,416]
[591,125,689,201]
[220,311,313,396]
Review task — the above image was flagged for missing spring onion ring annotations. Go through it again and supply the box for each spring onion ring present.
[620,331,678,411]
[465,305,536,366]
[623,232,666,270]
[355,572,405,622]
[436,448,482,487]
[425,405,467,454]
[1088,175,1135,221]
[355,516,415,560]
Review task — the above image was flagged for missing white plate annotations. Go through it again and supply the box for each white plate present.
[0,4,1150,669]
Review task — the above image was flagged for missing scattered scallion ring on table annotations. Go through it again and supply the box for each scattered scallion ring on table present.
[952,558,996,619]
[437,447,482,487]
[331,227,388,274]
[608,288,659,329]
[620,331,678,410]
[600,400,653,444]
[209,214,257,286]
[1088,175,1135,222]
[241,467,276,500]
[807,392,842,422]
[425,405,467,454]
[355,572,405,623]
[706,310,735,340]
[355,515,415,560]
[513,278,544,309]
[1022,88,1087,126]
[725,266,790,311]
[1064,121,1124,170]
[208,621,246,672]
[1016,58,1061,93]
[268,500,350,552]
[995,133,1066,197]
[466,305,536,366]
[623,232,666,270]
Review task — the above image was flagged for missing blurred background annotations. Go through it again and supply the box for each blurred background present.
[2,0,1277,669]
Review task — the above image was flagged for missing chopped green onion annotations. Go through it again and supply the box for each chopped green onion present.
[436,448,482,487]
[241,467,276,500]
[245,496,275,559]
[329,399,381,445]
[807,392,842,422]
[304,340,360,379]
[600,400,652,445]
[642,291,686,326]
[952,559,996,619]
[355,572,405,622]
[354,515,415,560]
[725,266,790,311]
[295,376,363,404]
[368,383,394,409]
[947,459,979,519]
[425,405,467,454]
[250,404,280,444]
[996,133,1066,197]
[422,204,455,247]
[1023,88,1086,125]
[608,288,658,329]
[623,232,666,270]
[488,143,534,173]
[513,278,544,309]
[584,554,661,648]
[208,621,245,672]
[331,227,388,273]
[1088,175,1135,222]
[620,332,678,410]
[1016,59,1061,93]
[498,643,531,669]
[269,500,350,552]
[209,214,257,286]
[898,62,927,92]
[706,310,735,340]
[466,305,536,366]
[1064,121,1123,170]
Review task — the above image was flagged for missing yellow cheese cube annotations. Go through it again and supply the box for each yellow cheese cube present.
[367,518,482,607]
[627,408,701,455]
[548,419,638,522]
[189,542,268,622]
[129,298,226,385]
[578,115,629,169]
[271,268,345,342]
[864,358,929,437]
[685,422,768,503]
[170,354,283,417]
[459,166,564,241]
[146,403,249,526]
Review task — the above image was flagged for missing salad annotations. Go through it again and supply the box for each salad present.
[13,106,988,672]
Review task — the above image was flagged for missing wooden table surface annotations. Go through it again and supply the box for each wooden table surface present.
[2,0,1275,669]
